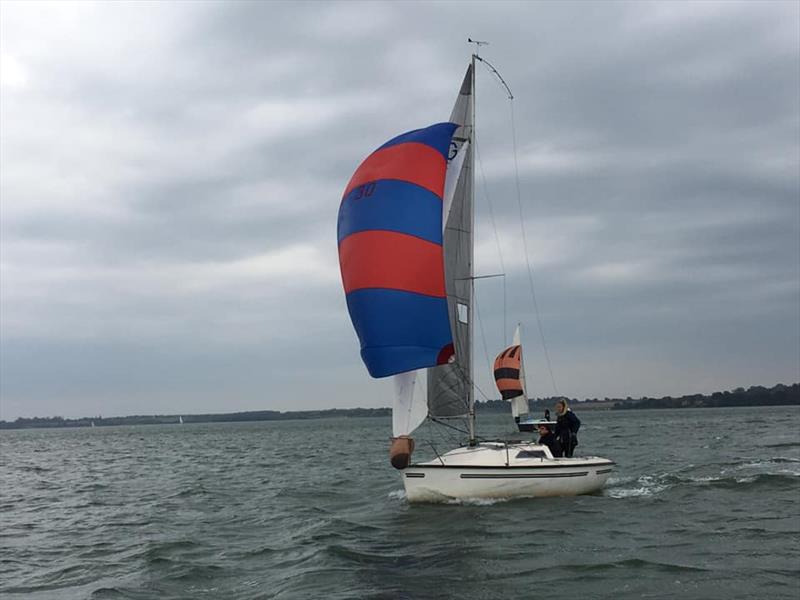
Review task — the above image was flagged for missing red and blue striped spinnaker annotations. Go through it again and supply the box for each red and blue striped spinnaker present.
[337,122,458,378]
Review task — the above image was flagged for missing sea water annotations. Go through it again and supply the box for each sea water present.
[1,406,798,599]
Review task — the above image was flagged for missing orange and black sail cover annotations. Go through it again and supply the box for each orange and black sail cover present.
[493,345,523,400]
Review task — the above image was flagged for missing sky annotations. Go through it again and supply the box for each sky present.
[1,0,798,420]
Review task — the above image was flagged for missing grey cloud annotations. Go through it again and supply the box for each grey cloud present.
[1,1,798,419]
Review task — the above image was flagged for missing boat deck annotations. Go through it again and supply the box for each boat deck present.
[413,442,614,469]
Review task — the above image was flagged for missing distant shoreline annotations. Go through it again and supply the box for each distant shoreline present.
[1,383,796,430]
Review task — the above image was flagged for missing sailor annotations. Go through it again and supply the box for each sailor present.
[554,399,581,457]
[536,422,562,457]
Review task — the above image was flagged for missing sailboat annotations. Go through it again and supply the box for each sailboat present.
[337,52,614,502]
[178,416,183,425]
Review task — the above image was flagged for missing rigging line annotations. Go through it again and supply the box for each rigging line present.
[474,382,492,402]
[432,420,453,450]
[474,55,513,100]
[474,130,508,346]
[430,416,469,437]
[452,360,493,403]
[443,359,475,405]
[428,410,469,447]
[509,98,559,396]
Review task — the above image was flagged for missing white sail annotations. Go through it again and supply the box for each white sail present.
[392,370,428,437]
[443,139,469,228]
[510,325,529,418]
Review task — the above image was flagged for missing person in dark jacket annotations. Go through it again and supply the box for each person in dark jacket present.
[537,423,562,457]
[554,399,580,457]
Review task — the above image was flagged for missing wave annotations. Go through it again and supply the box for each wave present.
[90,587,133,599]
[135,539,204,567]
[762,442,800,449]
[164,486,209,499]
[15,465,52,473]
[708,473,799,490]
[242,545,281,558]
[168,563,226,582]
[606,468,799,498]
[324,543,422,567]
[740,457,800,466]
[76,483,110,492]
[569,558,711,574]
[731,455,800,464]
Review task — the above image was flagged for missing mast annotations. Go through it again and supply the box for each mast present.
[467,52,476,445]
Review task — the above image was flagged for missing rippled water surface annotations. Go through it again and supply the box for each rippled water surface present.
[1,407,798,599]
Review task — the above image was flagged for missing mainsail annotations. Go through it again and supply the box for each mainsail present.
[427,64,474,425]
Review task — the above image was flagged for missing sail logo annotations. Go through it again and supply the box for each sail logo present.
[447,140,461,162]
[351,182,376,201]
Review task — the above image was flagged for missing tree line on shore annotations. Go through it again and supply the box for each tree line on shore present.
[1,383,796,430]
[475,383,798,413]
[0,407,391,430]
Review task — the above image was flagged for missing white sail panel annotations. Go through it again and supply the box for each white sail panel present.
[512,324,529,418]
[443,139,469,229]
[512,325,528,398]
[511,397,528,418]
[392,370,428,437]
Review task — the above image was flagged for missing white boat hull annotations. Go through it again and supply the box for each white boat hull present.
[401,442,614,503]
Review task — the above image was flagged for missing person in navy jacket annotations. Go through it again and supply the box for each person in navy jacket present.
[536,423,562,457]
[554,399,581,457]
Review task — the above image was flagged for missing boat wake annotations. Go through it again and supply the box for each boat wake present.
[606,461,800,498]
[387,489,406,502]
[443,496,510,507]
[605,475,668,498]
[388,487,510,506]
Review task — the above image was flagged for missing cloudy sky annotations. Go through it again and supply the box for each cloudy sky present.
[1,0,798,420]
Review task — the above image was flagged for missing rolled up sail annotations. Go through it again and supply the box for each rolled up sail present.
[338,122,459,378]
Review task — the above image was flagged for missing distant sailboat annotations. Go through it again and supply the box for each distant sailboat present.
[494,325,555,431]
[338,51,614,502]
[494,324,544,432]
[178,416,183,425]
[91,421,95,428]
[494,324,532,428]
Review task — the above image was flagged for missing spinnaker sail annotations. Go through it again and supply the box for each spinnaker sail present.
[338,122,459,379]
[494,325,529,419]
